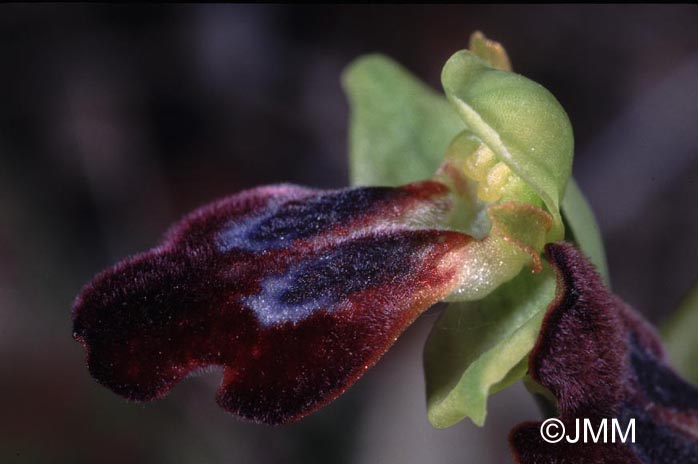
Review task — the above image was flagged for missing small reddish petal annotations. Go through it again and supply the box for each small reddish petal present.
[509,243,698,464]
[73,181,469,424]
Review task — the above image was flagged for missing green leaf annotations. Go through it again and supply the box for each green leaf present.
[424,263,556,428]
[343,54,463,187]
[662,281,698,385]
[441,50,574,240]
[561,177,610,284]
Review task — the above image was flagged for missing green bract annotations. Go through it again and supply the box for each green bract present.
[662,282,698,385]
[343,32,605,428]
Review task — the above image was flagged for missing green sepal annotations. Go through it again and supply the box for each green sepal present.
[343,54,463,187]
[424,263,556,427]
[560,177,610,284]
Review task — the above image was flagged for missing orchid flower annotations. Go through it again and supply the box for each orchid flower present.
[72,32,698,463]
[73,33,570,425]
[71,159,554,425]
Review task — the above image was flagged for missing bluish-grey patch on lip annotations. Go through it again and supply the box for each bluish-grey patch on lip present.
[244,233,420,326]
[216,187,397,253]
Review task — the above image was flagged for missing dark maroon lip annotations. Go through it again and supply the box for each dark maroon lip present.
[509,243,698,464]
[72,180,470,424]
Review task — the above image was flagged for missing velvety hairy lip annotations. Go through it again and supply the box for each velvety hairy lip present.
[509,242,698,464]
[72,180,472,424]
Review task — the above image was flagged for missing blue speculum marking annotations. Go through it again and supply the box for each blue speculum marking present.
[216,187,397,253]
[245,234,419,326]
[629,334,698,410]
[623,403,698,463]
[245,273,332,326]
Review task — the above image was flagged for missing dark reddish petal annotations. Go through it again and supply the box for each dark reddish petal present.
[509,243,698,464]
[73,180,470,424]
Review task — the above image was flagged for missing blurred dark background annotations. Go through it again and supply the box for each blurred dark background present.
[1,5,697,463]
